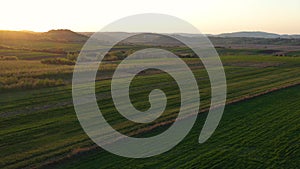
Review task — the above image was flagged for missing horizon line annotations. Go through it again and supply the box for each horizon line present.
[1,29,300,36]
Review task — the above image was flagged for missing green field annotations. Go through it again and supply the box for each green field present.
[1,54,300,168]
[0,48,64,60]
[52,84,300,169]
[1,30,300,168]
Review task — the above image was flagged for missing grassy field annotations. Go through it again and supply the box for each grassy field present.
[0,49,64,60]
[0,54,300,168]
[0,60,72,90]
[0,39,83,52]
[1,31,300,169]
[51,84,300,169]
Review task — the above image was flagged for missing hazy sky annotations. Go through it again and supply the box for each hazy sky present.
[1,0,300,34]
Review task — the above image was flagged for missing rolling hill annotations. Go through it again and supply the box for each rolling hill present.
[216,31,300,39]
[0,29,89,42]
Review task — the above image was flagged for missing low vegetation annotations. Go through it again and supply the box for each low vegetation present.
[52,85,300,169]
[0,60,72,90]
[1,54,300,168]
[0,56,18,60]
[41,58,75,65]
[0,31,299,168]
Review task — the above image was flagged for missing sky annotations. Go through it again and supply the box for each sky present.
[1,0,300,34]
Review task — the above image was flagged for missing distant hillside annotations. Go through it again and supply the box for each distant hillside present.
[0,29,89,42]
[80,31,300,40]
[77,32,300,46]
[42,29,89,42]
[1,30,300,47]
[216,31,300,39]
[79,32,134,43]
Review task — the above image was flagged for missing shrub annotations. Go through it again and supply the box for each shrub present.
[0,56,18,60]
[103,53,118,61]
[66,52,79,61]
[41,58,75,65]
[0,77,65,90]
